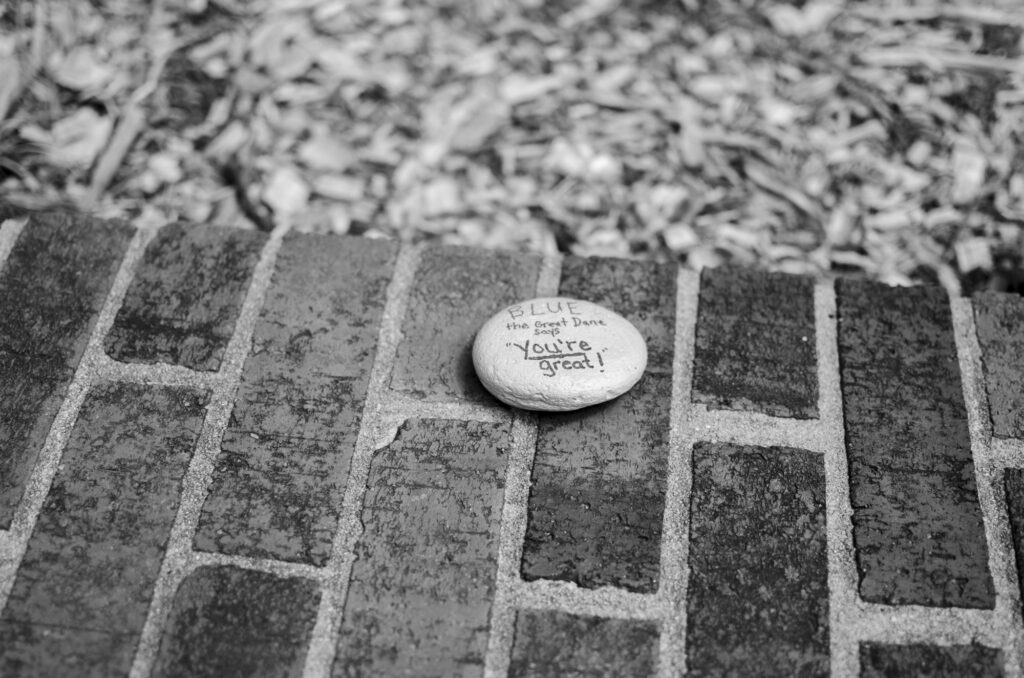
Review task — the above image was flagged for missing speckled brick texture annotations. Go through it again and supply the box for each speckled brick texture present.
[152,565,320,678]
[687,442,829,677]
[105,222,266,371]
[1,213,1021,678]
[859,643,1005,677]
[508,610,660,678]
[693,266,818,418]
[0,211,132,527]
[0,383,207,677]
[194,234,396,566]
[836,279,994,608]
[522,256,675,593]
[521,374,671,591]
[389,246,541,402]
[557,256,676,374]
[1005,469,1024,605]
[973,292,1024,439]
[334,419,509,678]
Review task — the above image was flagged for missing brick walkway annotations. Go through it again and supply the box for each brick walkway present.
[0,210,1022,677]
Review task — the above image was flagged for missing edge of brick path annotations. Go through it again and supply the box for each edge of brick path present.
[1,212,1023,677]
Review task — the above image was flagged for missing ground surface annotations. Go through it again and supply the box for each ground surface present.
[1,0,1024,295]
[1,209,1023,677]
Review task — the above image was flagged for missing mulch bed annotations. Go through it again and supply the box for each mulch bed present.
[2,0,1023,294]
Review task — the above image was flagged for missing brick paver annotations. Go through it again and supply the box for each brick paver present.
[507,610,660,677]
[837,280,994,608]
[859,643,1005,677]
[389,246,541,402]
[1,209,1021,677]
[1005,469,1024,606]
[105,222,266,371]
[521,257,675,592]
[152,565,320,678]
[693,266,817,418]
[334,419,509,677]
[0,212,132,526]
[974,292,1024,439]
[686,442,829,677]
[194,233,396,566]
[0,383,207,676]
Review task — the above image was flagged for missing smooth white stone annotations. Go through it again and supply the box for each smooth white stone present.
[472,297,647,411]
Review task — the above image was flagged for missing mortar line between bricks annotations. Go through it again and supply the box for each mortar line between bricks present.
[0,223,156,613]
[300,243,423,678]
[189,550,325,583]
[685,406,831,453]
[513,580,664,619]
[535,253,563,298]
[127,221,289,678]
[0,213,27,273]
[92,353,227,389]
[655,266,699,678]
[379,398,509,423]
[951,298,1024,676]
[990,438,1024,468]
[482,253,561,678]
[815,280,861,678]
[846,604,1006,645]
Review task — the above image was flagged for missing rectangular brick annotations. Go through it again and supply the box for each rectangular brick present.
[334,419,510,678]
[152,565,320,678]
[972,292,1024,438]
[837,280,994,607]
[0,211,132,527]
[522,374,670,591]
[105,222,266,371]
[859,643,1004,677]
[693,266,817,418]
[557,256,676,373]
[508,610,659,678]
[0,383,208,677]
[389,245,541,402]
[521,256,674,593]
[686,442,829,677]
[195,234,396,566]
[1005,469,1024,605]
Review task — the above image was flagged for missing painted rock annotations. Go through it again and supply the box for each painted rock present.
[472,297,647,411]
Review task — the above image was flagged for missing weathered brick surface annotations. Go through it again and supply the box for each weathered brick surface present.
[973,292,1024,439]
[152,565,320,678]
[687,442,829,677]
[836,280,994,608]
[557,256,676,374]
[693,266,817,418]
[389,246,541,402]
[859,643,1005,677]
[1005,469,1024,605]
[0,383,208,677]
[4,219,1022,675]
[195,234,396,566]
[105,222,266,371]
[508,610,659,678]
[521,256,674,593]
[0,212,132,528]
[334,419,509,678]
[521,374,670,592]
